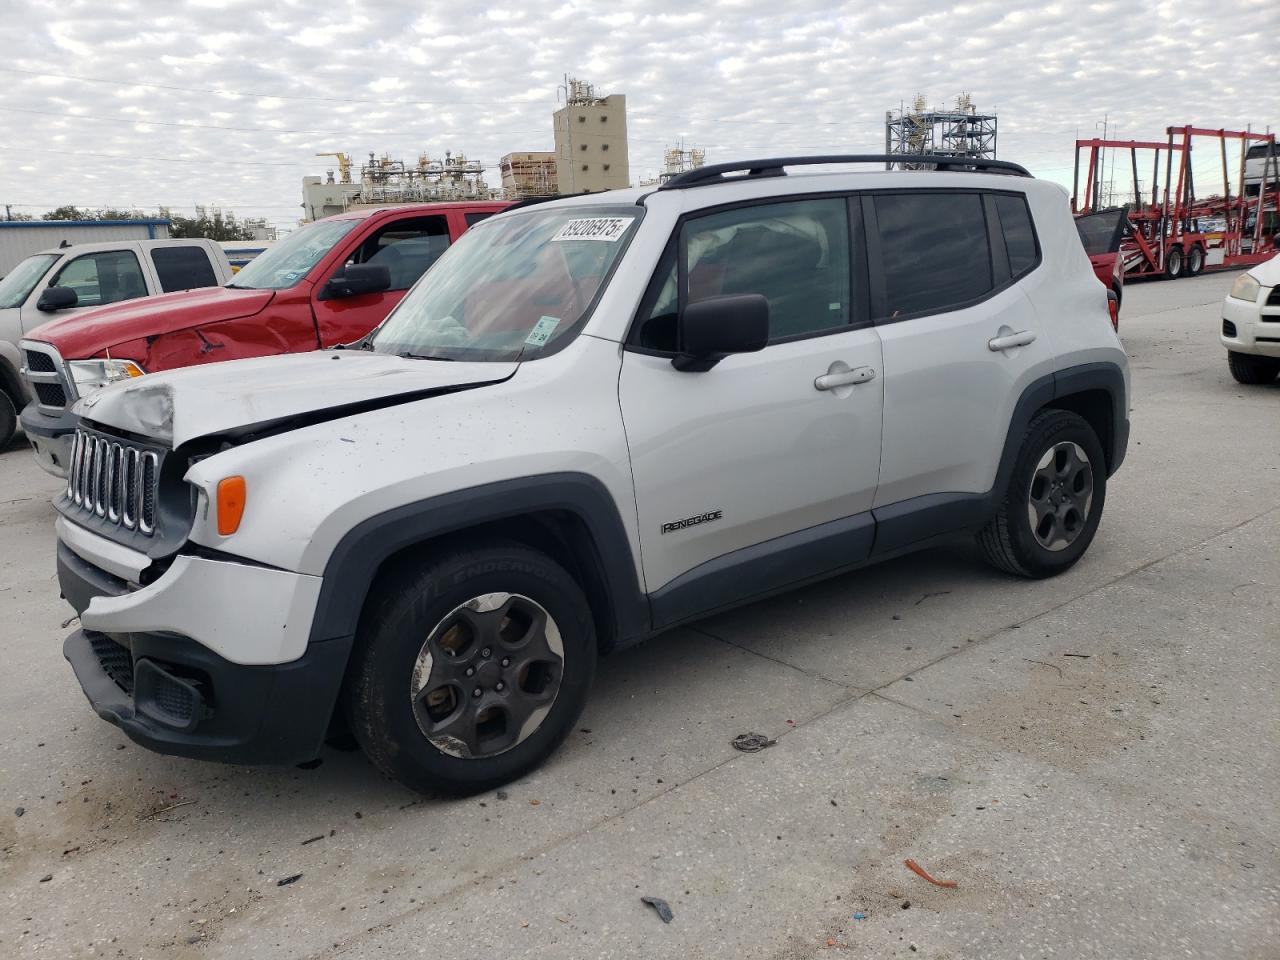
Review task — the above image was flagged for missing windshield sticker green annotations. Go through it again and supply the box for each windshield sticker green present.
[551,217,634,243]
[525,315,561,346]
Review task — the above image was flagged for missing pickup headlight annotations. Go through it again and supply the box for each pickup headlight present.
[68,358,146,396]
[1228,273,1261,303]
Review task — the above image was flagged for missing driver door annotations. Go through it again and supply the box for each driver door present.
[619,196,884,624]
[312,215,451,346]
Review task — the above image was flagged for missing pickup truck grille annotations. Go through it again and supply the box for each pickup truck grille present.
[21,342,74,412]
[67,429,159,535]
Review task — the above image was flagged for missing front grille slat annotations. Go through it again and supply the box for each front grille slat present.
[24,349,56,373]
[66,428,162,538]
[33,382,67,407]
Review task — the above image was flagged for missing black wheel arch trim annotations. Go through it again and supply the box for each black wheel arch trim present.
[307,472,649,652]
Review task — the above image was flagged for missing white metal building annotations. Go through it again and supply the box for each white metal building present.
[0,219,171,276]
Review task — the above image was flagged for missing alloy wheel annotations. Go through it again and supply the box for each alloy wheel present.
[410,592,564,759]
[1026,442,1094,551]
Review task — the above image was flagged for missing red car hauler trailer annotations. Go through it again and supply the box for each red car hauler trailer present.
[1071,126,1279,281]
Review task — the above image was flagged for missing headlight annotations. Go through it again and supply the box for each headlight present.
[68,358,146,396]
[1228,273,1261,302]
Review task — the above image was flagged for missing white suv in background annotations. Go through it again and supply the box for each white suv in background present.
[1220,254,1280,384]
[49,156,1129,795]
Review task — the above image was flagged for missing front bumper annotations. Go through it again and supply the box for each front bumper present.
[58,533,350,765]
[19,401,76,477]
[1221,291,1280,358]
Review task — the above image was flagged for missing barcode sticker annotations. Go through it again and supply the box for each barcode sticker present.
[550,217,634,242]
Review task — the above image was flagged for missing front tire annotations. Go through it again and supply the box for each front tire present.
[344,542,597,795]
[0,390,16,450]
[1163,245,1184,280]
[1228,351,1280,384]
[979,410,1107,578]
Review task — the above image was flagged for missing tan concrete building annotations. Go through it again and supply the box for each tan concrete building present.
[553,80,629,194]
[499,151,559,199]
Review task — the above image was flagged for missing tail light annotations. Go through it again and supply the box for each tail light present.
[1106,291,1120,331]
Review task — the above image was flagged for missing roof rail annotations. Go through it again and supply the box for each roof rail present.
[659,154,1032,189]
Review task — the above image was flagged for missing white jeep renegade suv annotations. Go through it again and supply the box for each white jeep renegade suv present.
[52,156,1129,794]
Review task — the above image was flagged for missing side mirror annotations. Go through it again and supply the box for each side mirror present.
[322,263,391,300]
[37,286,78,312]
[672,294,769,371]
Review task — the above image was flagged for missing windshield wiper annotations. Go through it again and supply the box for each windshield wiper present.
[398,351,455,361]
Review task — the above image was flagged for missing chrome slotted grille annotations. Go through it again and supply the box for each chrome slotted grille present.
[66,429,160,535]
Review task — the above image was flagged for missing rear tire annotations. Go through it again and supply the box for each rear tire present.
[343,541,596,796]
[979,410,1107,578]
[0,390,17,451]
[1228,351,1280,384]
[1163,245,1184,280]
[1186,244,1205,276]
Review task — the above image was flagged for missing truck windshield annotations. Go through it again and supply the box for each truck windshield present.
[228,218,360,290]
[0,254,58,309]
[371,205,640,361]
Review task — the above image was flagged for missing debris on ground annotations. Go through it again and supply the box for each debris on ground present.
[640,895,674,923]
[39,874,52,883]
[904,858,958,888]
[60,615,79,629]
[14,806,24,817]
[1022,658,1063,679]
[496,790,508,801]
[1063,652,1092,658]
[141,799,195,820]
[277,873,303,887]
[853,911,866,920]
[300,835,324,845]
[730,733,777,753]
[914,590,951,606]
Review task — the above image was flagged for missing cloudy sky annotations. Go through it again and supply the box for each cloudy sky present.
[2,0,1276,231]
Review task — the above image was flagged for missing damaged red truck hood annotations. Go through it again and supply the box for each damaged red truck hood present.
[76,350,518,448]
[25,286,276,359]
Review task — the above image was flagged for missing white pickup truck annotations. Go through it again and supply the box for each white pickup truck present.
[0,238,232,448]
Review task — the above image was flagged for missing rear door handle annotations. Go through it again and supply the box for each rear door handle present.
[988,330,1037,351]
[814,366,876,391]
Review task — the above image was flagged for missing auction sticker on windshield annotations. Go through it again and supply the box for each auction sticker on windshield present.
[551,217,634,242]
[525,316,561,346]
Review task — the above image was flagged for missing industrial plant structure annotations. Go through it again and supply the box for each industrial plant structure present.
[552,78,629,194]
[299,75,630,218]
[885,94,998,168]
[499,152,559,199]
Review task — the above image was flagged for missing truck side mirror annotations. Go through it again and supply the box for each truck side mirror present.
[321,263,391,300]
[672,294,769,372]
[37,286,78,312]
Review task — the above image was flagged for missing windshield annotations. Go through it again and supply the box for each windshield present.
[0,254,58,309]
[370,205,640,361]
[228,218,360,290]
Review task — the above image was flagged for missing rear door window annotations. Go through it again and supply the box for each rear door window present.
[151,245,219,292]
[871,192,992,320]
[49,250,148,307]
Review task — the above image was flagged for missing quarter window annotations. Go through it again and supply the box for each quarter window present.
[49,250,148,308]
[994,194,1037,278]
[151,245,218,292]
[872,192,992,319]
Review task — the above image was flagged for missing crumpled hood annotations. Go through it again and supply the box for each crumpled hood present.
[76,350,518,448]
[24,286,275,359]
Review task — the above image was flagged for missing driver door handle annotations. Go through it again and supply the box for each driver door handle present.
[988,330,1037,351]
[814,366,876,391]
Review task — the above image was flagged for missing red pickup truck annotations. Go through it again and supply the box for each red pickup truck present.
[20,201,508,475]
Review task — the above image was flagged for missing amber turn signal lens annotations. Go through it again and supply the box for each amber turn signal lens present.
[216,476,247,536]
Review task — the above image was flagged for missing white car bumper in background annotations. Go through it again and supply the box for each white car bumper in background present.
[1221,287,1280,358]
